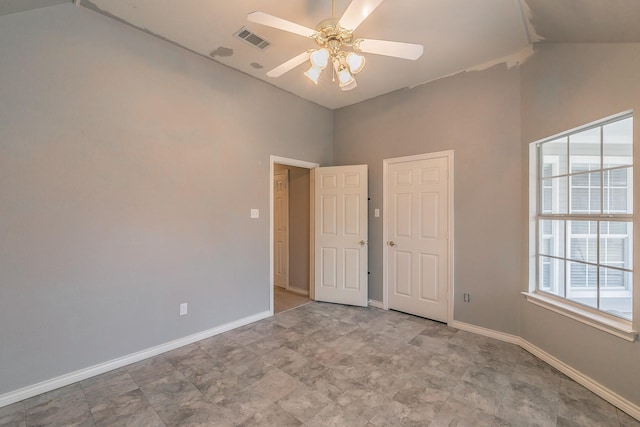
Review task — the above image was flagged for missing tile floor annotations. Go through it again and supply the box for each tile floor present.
[1,302,638,426]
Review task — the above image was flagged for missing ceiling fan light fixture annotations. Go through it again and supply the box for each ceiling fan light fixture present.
[310,48,330,69]
[248,0,424,93]
[338,67,355,87]
[304,65,323,84]
[346,52,365,74]
[340,78,358,91]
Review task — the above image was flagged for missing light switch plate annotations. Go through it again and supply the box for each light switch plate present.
[180,303,188,316]
[374,209,380,217]
[250,209,259,219]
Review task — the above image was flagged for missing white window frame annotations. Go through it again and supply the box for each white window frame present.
[565,160,633,298]
[524,111,638,342]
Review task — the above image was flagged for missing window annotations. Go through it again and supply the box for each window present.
[535,113,634,322]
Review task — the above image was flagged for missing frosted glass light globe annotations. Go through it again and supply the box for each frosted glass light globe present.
[338,68,354,86]
[346,52,365,74]
[304,66,322,84]
[310,48,330,69]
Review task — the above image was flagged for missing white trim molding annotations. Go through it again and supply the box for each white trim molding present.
[523,292,638,342]
[269,156,320,315]
[451,320,640,422]
[449,320,521,345]
[519,339,640,421]
[3,308,638,421]
[0,310,271,409]
[285,287,310,297]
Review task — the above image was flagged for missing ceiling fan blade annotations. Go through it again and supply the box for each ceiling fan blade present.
[247,12,316,37]
[338,0,384,31]
[267,51,312,78]
[357,39,424,60]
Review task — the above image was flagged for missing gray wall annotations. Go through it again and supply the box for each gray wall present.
[520,43,640,405]
[0,5,332,394]
[1,2,638,411]
[333,65,523,335]
[273,164,311,293]
[334,42,640,406]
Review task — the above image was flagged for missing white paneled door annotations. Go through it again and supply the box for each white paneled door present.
[274,169,289,289]
[314,165,368,307]
[386,153,452,321]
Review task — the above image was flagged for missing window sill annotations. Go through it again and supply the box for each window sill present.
[522,292,638,342]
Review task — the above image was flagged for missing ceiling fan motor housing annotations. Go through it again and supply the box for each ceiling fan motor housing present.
[314,18,355,55]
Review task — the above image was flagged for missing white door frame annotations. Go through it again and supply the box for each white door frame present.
[270,155,319,316]
[382,150,455,324]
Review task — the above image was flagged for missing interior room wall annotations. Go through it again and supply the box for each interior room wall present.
[0,4,332,395]
[520,43,640,406]
[273,164,311,294]
[2,2,638,414]
[333,64,523,335]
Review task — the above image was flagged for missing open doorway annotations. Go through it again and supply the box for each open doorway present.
[270,156,319,314]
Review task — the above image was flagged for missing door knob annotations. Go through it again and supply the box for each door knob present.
[388,241,396,247]
[359,240,367,246]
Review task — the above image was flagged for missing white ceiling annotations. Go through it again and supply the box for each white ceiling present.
[2,0,640,110]
[79,0,532,110]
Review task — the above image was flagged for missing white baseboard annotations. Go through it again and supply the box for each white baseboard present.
[285,286,309,296]
[518,339,640,421]
[368,299,384,309]
[0,310,271,409]
[450,320,640,421]
[449,320,521,345]
[3,311,638,422]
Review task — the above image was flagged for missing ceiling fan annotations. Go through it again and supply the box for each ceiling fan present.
[247,0,424,91]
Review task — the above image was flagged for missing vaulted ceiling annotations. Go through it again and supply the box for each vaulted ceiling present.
[2,0,640,109]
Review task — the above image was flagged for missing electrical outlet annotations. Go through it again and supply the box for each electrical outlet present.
[250,209,259,219]
[463,293,471,303]
[374,208,380,217]
[180,303,188,316]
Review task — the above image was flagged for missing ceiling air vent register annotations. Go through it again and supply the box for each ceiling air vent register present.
[234,27,270,50]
